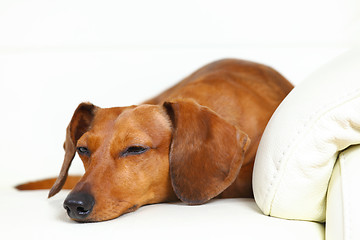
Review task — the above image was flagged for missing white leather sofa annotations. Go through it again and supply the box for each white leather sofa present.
[1,0,359,239]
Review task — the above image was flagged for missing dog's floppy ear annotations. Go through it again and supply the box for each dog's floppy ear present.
[48,102,98,198]
[163,100,250,204]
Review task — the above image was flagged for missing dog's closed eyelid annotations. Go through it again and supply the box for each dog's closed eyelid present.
[120,146,149,157]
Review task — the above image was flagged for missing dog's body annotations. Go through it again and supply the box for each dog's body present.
[17,59,293,222]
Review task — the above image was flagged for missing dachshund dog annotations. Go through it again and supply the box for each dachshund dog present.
[17,59,293,222]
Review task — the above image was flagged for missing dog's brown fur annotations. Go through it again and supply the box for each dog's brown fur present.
[17,59,293,222]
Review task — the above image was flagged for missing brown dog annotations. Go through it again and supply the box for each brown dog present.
[17,59,293,222]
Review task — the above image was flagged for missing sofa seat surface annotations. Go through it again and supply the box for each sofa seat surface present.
[0,189,324,240]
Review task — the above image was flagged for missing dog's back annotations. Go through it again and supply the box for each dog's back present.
[146,59,293,198]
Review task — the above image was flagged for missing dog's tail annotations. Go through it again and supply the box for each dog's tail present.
[15,176,81,191]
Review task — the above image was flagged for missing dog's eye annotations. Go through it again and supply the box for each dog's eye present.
[77,147,90,156]
[122,146,149,157]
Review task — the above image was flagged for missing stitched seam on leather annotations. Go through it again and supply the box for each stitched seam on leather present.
[339,146,360,240]
[266,88,360,219]
[339,153,349,240]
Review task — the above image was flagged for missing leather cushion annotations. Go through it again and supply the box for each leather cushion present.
[253,50,360,222]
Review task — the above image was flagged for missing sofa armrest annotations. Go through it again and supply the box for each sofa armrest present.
[253,50,360,225]
[326,145,360,240]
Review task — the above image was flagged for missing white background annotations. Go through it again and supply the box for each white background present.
[0,0,359,188]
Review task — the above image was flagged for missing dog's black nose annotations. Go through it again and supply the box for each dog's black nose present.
[63,192,95,221]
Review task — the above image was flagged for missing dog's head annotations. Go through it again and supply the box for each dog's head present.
[49,101,250,222]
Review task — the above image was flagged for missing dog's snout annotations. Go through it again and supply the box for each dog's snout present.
[63,192,95,221]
